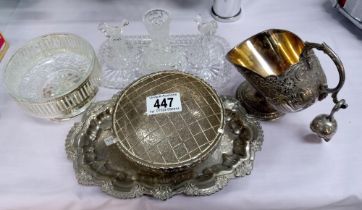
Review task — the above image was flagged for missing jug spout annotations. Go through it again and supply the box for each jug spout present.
[226,29,305,78]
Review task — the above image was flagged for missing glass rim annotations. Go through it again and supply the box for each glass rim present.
[143,8,170,26]
[3,32,97,104]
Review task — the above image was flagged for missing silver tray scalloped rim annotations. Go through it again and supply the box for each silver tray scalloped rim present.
[98,34,235,90]
[66,96,263,200]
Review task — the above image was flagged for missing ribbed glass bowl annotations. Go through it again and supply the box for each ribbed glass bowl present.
[3,33,100,120]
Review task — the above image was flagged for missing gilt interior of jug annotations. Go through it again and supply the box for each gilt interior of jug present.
[227,29,305,78]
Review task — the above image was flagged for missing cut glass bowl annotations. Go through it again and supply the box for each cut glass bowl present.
[3,33,100,120]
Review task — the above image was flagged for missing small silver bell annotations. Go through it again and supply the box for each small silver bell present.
[310,114,337,142]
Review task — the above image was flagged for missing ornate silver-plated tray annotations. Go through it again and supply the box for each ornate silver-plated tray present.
[66,96,263,200]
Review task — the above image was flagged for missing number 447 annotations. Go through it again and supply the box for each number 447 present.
[154,98,173,109]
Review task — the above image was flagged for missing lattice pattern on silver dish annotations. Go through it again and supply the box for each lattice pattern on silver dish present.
[98,35,234,90]
[112,71,224,173]
[65,96,263,200]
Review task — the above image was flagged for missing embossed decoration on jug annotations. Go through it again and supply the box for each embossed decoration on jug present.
[240,49,327,113]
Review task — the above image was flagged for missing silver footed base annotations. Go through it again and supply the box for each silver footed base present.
[236,81,284,121]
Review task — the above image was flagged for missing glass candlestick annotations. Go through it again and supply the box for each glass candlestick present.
[142,9,185,73]
[98,20,140,89]
[186,15,228,88]
[143,9,171,48]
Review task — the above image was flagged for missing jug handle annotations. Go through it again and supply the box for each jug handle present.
[303,42,348,141]
[303,42,346,104]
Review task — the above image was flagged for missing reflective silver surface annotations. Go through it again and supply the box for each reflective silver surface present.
[113,71,224,174]
[211,0,242,22]
[332,0,362,29]
[227,29,348,141]
[65,96,263,200]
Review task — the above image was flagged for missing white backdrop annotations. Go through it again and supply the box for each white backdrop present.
[1,0,362,209]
